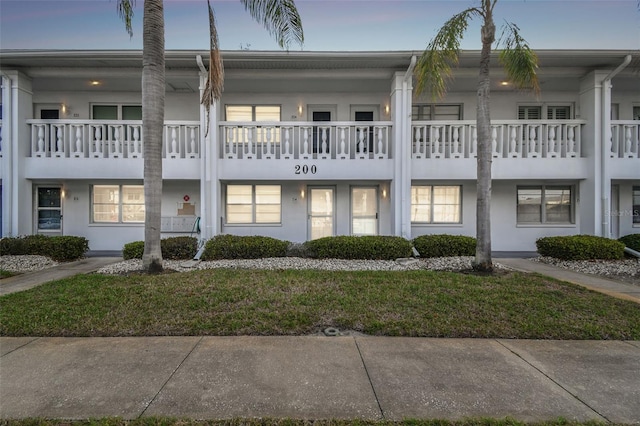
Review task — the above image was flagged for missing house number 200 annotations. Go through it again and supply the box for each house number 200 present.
[294,165,317,175]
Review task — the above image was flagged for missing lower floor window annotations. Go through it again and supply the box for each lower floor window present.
[411,185,461,223]
[226,184,281,224]
[633,186,640,224]
[517,186,573,224]
[92,185,144,223]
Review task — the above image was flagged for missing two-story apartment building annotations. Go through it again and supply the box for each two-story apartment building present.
[1,49,638,252]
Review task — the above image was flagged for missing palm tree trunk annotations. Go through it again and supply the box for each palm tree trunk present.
[473,8,495,273]
[141,0,165,273]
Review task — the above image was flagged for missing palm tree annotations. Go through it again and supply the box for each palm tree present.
[414,0,539,272]
[118,0,303,273]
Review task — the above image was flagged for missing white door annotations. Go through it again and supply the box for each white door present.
[36,186,62,235]
[309,187,335,240]
[351,187,378,235]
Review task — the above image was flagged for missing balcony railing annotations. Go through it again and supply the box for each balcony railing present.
[611,121,640,159]
[219,121,393,160]
[411,120,586,159]
[26,120,201,159]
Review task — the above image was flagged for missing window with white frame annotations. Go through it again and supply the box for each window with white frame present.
[92,104,142,120]
[411,185,461,223]
[226,184,281,224]
[92,185,144,223]
[225,105,281,144]
[412,104,462,121]
[517,186,573,224]
[518,105,572,120]
[633,106,640,121]
[633,186,640,224]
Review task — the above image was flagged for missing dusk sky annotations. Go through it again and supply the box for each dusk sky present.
[0,0,639,52]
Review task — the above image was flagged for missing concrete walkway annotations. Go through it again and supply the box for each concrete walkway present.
[1,336,639,422]
[498,258,640,304]
[0,257,121,296]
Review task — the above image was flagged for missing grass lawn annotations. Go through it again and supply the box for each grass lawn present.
[1,268,639,339]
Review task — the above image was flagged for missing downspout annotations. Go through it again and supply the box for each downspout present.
[401,55,416,239]
[600,54,631,238]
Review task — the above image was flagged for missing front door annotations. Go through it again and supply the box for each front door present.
[351,187,378,235]
[309,187,335,240]
[36,187,62,235]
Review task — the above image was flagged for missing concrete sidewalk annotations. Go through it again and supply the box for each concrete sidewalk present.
[1,336,639,422]
[0,257,121,296]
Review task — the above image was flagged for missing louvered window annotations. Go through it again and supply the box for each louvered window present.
[547,106,571,119]
[412,104,462,120]
[518,106,541,120]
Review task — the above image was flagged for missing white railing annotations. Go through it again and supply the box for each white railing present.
[219,121,393,160]
[611,121,640,159]
[26,120,201,159]
[412,120,585,159]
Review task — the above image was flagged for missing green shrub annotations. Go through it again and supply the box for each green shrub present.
[412,234,476,258]
[304,235,412,260]
[0,235,88,261]
[201,235,289,260]
[286,242,312,258]
[122,241,145,260]
[619,234,640,252]
[161,236,198,260]
[536,235,624,260]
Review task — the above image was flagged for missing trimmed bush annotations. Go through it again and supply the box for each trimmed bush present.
[304,235,412,260]
[201,235,289,260]
[536,235,625,260]
[123,237,199,260]
[122,241,145,260]
[619,234,640,252]
[412,234,476,258]
[0,235,88,261]
[161,236,198,260]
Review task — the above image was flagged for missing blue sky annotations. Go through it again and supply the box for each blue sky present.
[0,0,639,51]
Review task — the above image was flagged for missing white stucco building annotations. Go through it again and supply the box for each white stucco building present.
[1,49,638,252]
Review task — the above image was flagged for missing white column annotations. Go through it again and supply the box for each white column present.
[390,72,404,237]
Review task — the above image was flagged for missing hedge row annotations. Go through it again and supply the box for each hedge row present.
[123,236,199,260]
[0,235,89,261]
[619,234,640,252]
[535,235,625,260]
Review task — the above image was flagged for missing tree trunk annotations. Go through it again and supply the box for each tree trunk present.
[141,0,165,273]
[473,9,495,273]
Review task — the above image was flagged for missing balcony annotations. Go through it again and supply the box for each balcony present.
[217,121,394,180]
[411,120,589,180]
[610,121,639,179]
[24,120,201,180]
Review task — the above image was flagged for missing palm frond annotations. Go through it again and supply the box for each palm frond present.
[497,22,540,96]
[415,8,480,99]
[201,0,224,136]
[117,0,135,38]
[240,0,304,49]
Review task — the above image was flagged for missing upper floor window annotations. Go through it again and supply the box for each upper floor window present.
[411,185,461,223]
[517,186,573,224]
[412,104,462,121]
[226,184,281,224]
[225,105,281,122]
[633,106,640,121]
[92,185,144,223]
[518,105,572,120]
[92,104,142,120]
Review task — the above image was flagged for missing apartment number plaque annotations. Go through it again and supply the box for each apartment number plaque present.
[294,165,317,175]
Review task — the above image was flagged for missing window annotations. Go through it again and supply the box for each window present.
[92,185,144,223]
[412,104,462,121]
[518,105,572,120]
[633,106,640,121]
[92,104,142,120]
[633,187,640,224]
[225,105,281,144]
[226,185,281,224]
[517,186,573,224]
[411,185,461,223]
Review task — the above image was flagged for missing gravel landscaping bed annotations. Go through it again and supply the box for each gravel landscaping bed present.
[0,255,58,273]
[533,256,640,287]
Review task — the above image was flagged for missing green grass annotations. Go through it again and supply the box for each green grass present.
[0,268,17,279]
[0,418,618,426]
[1,269,639,339]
